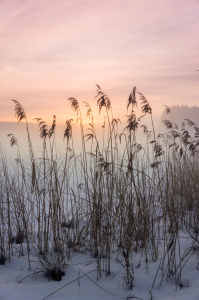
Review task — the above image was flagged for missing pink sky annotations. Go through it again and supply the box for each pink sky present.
[0,0,199,124]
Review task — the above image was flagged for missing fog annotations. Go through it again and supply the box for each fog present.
[1,104,198,178]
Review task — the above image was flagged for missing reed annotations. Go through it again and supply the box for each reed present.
[0,86,198,290]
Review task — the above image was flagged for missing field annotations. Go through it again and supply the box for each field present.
[0,86,199,299]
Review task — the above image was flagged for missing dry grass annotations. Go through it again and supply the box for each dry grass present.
[0,86,199,291]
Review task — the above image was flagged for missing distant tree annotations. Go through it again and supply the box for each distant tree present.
[160,105,199,130]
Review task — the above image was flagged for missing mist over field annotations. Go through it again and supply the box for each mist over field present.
[1,103,199,166]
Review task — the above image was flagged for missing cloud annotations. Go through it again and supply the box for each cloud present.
[0,0,199,122]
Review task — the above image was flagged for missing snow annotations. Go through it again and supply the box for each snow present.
[1,234,199,300]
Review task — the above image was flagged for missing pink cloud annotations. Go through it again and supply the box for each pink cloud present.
[0,0,198,123]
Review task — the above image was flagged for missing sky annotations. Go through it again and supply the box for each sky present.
[0,0,199,125]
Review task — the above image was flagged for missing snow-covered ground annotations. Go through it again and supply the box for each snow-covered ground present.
[1,234,199,300]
